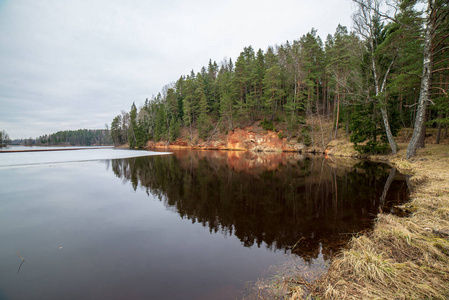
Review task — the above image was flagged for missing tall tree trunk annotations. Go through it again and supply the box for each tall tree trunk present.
[323,79,327,118]
[316,78,320,115]
[380,108,398,154]
[311,111,315,148]
[327,84,331,122]
[436,114,442,144]
[346,111,350,138]
[418,112,427,148]
[319,115,325,150]
[406,0,434,159]
[344,93,350,138]
[334,92,340,139]
[373,46,398,154]
[354,0,399,154]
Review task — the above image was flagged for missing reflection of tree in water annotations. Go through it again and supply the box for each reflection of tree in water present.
[110,151,408,262]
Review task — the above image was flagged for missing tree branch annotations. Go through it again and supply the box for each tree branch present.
[433,57,449,67]
[433,45,449,56]
[432,67,449,74]
[434,6,449,25]
[380,53,397,93]
[352,0,416,30]
[430,86,448,96]
[403,71,422,79]
[432,33,449,51]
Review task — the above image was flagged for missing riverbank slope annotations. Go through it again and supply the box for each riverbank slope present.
[145,124,307,153]
[290,143,449,299]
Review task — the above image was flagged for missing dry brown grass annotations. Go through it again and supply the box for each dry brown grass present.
[325,138,359,157]
[289,144,449,299]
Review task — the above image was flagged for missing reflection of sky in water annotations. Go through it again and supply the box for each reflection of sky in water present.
[0,150,408,300]
[0,154,295,300]
[0,147,170,168]
[111,152,409,262]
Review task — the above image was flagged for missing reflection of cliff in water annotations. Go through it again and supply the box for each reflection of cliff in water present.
[109,150,408,262]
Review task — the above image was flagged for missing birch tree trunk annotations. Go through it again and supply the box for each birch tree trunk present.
[381,108,398,153]
[406,0,434,159]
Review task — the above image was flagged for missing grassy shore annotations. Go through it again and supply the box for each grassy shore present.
[289,143,449,299]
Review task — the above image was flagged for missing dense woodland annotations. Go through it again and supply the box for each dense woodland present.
[36,129,112,146]
[111,0,449,158]
[0,130,112,148]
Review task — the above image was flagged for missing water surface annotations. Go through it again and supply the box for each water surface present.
[0,146,169,168]
[0,149,408,299]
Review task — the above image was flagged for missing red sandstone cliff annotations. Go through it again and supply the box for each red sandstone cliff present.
[146,126,305,152]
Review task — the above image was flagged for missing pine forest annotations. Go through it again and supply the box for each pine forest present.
[111,0,449,159]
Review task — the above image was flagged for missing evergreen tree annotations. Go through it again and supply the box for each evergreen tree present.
[233,47,255,124]
[263,64,284,122]
[128,102,138,147]
[111,115,122,146]
[109,7,447,154]
[169,117,180,142]
[196,81,211,139]
[218,62,234,131]
[183,74,197,140]
[0,130,11,146]
[299,29,325,114]
[250,48,266,118]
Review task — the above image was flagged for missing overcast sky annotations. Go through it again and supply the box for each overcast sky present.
[0,0,353,139]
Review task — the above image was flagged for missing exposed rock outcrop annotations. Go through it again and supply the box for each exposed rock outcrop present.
[226,128,304,152]
[146,127,305,153]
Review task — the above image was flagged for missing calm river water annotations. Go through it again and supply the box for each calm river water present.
[0,148,408,299]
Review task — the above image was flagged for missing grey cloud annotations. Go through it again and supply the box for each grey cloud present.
[0,0,352,139]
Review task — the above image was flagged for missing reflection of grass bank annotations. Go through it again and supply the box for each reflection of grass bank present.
[290,143,449,299]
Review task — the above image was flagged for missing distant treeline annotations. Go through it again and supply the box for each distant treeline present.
[0,130,11,146]
[37,129,112,146]
[111,0,449,158]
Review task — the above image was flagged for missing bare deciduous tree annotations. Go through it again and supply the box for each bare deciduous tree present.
[353,0,399,154]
